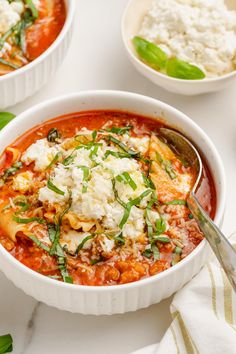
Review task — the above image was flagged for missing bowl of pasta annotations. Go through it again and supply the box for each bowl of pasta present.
[0,91,226,314]
[0,0,75,109]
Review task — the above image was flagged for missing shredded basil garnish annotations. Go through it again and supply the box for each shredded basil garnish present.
[101,126,132,135]
[106,135,140,157]
[151,244,160,260]
[25,0,39,19]
[0,58,19,69]
[28,235,50,252]
[77,166,90,193]
[114,232,125,246]
[76,234,96,254]
[104,150,132,159]
[47,180,65,196]
[155,151,176,180]
[46,152,61,170]
[116,172,137,191]
[119,189,152,229]
[0,161,22,185]
[142,173,155,190]
[0,334,13,354]
[155,217,166,235]
[165,199,187,206]
[90,257,104,265]
[153,235,170,243]
[13,216,45,224]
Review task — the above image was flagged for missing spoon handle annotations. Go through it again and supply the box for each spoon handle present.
[187,192,236,292]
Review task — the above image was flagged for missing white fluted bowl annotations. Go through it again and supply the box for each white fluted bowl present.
[0,0,75,109]
[0,91,226,314]
[122,0,236,95]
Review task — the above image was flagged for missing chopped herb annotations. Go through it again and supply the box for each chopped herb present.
[47,180,65,196]
[165,199,187,206]
[0,112,16,131]
[46,152,61,170]
[155,217,166,235]
[151,244,160,260]
[0,58,19,70]
[189,213,194,219]
[47,128,61,143]
[101,126,132,135]
[155,151,176,180]
[174,246,183,255]
[0,162,22,185]
[112,179,126,208]
[90,257,104,265]
[63,153,75,166]
[77,166,90,193]
[25,0,39,19]
[114,232,125,246]
[13,216,45,224]
[76,234,96,254]
[107,135,140,157]
[153,235,170,243]
[57,256,73,283]
[104,150,132,159]
[119,189,152,229]
[142,248,152,259]
[166,57,205,80]
[116,172,137,191]
[28,235,50,252]
[142,173,155,190]
[0,334,13,353]
[91,130,97,142]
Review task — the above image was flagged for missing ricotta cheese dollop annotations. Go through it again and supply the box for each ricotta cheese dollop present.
[139,0,236,77]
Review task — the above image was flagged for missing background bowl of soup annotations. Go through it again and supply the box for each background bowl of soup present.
[0,91,226,314]
[0,0,75,109]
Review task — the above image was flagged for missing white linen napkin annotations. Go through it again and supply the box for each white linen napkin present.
[131,235,236,354]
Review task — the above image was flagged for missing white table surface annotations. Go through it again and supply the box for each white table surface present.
[1,1,236,353]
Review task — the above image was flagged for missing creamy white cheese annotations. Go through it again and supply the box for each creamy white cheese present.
[0,0,22,34]
[139,0,236,77]
[22,139,60,171]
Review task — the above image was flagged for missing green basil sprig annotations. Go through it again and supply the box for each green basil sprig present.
[0,112,16,131]
[133,36,205,80]
[0,334,13,354]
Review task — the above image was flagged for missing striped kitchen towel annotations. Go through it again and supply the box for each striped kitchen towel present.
[131,237,236,354]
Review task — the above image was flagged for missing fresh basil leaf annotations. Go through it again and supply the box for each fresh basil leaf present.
[142,248,152,259]
[166,58,205,80]
[133,36,167,70]
[107,135,140,157]
[0,112,16,131]
[0,334,13,354]
[47,180,65,196]
[114,232,125,246]
[46,152,61,170]
[151,243,160,260]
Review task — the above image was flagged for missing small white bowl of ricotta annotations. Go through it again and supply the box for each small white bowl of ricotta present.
[122,0,236,95]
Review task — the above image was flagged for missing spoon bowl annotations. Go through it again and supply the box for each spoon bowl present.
[160,128,236,291]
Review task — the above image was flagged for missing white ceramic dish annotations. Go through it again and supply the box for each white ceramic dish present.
[0,0,75,109]
[121,0,236,96]
[0,91,226,315]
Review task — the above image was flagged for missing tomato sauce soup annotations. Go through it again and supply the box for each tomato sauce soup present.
[0,111,216,286]
[0,0,66,76]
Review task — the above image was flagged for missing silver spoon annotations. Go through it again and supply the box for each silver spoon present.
[160,128,236,291]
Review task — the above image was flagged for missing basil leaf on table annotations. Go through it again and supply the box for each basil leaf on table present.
[166,58,205,80]
[133,36,167,70]
[0,112,16,131]
[0,334,13,354]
